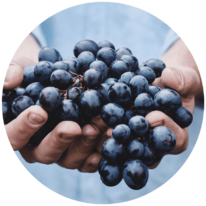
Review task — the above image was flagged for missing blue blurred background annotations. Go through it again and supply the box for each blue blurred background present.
[15,2,203,204]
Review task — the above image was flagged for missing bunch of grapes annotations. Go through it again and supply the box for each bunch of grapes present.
[2,40,193,190]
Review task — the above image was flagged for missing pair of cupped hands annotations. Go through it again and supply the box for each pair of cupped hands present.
[4,56,200,172]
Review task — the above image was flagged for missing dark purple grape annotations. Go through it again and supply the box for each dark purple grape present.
[108,82,131,107]
[135,66,156,84]
[39,87,61,112]
[110,60,131,79]
[129,75,149,100]
[148,85,162,98]
[97,83,110,104]
[116,47,132,60]
[118,72,135,85]
[56,99,79,122]
[79,90,103,118]
[149,126,176,152]
[103,78,118,85]
[73,40,98,57]
[120,55,139,72]
[123,159,149,190]
[38,46,62,63]
[52,61,70,72]
[154,88,182,115]
[2,101,14,124]
[34,61,55,85]
[89,60,108,81]
[10,88,26,100]
[112,124,131,143]
[98,158,122,187]
[67,87,82,103]
[77,51,96,74]
[25,82,45,102]
[98,40,115,50]
[123,109,134,124]
[141,142,163,167]
[127,139,145,159]
[101,137,127,164]
[83,68,103,89]
[170,106,193,128]
[101,103,124,127]
[63,59,79,76]
[97,47,116,67]
[50,70,73,90]
[128,116,149,137]
[134,93,154,116]
[144,59,166,78]
[22,64,37,87]
[11,96,34,116]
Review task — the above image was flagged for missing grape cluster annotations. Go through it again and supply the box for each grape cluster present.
[2,40,193,190]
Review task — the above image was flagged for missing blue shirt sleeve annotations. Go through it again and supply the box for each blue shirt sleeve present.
[31,26,47,48]
[160,30,179,55]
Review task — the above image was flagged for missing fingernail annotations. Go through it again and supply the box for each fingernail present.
[170,68,183,85]
[5,63,17,82]
[29,113,45,125]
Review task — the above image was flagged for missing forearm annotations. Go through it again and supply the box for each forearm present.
[12,34,41,68]
[161,39,203,97]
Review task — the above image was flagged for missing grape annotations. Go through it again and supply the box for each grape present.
[39,87,61,112]
[134,93,154,116]
[79,90,103,118]
[154,88,182,115]
[128,116,149,137]
[143,59,166,78]
[98,40,115,50]
[12,96,34,116]
[22,64,37,87]
[103,78,118,85]
[123,160,149,190]
[135,66,156,84]
[149,126,176,152]
[10,88,26,100]
[101,137,127,164]
[97,47,117,67]
[67,87,82,103]
[97,83,110,104]
[83,68,103,89]
[148,85,162,98]
[127,139,145,159]
[101,103,124,127]
[25,82,45,102]
[50,70,73,90]
[129,75,149,100]
[52,61,70,72]
[89,60,108,81]
[123,109,134,124]
[63,59,79,76]
[120,55,139,72]
[110,60,131,79]
[116,47,132,60]
[98,158,122,187]
[38,46,62,63]
[170,106,193,128]
[77,51,96,74]
[73,40,98,57]
[56,99,79,122]
[112,124,131,143]
[108,82,131,107]
[118,72,135,85]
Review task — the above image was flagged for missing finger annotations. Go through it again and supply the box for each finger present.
[4,62,23,90]
[57,124,101,169]
[95,128,113,153]
[161,66,200,97]
[20,121,82,164]
[145,111,188,155]
[5,105,48,151]
[78,152,102,173]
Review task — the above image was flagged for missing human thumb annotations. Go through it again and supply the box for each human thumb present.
[4,62,23,90]
[160,66,200,97]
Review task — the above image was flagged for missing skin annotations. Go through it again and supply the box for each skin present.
[4,34,203,172]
